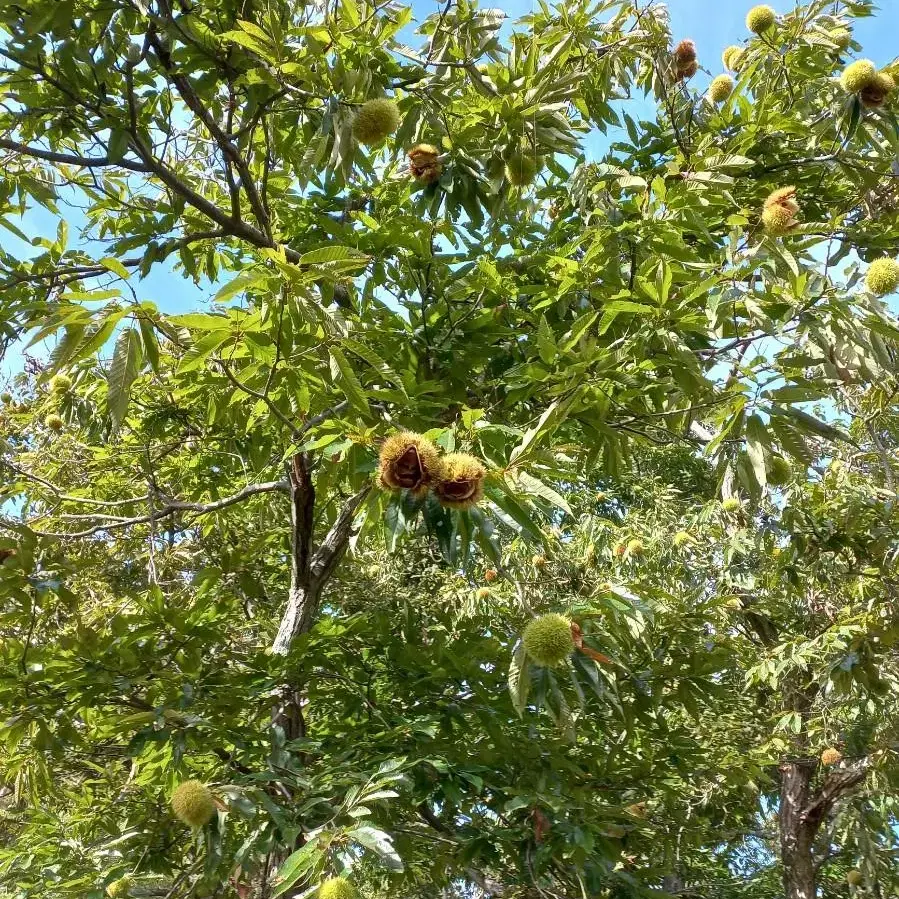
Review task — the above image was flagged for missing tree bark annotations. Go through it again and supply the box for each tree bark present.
[272,584,318,656]
[778,757,869,898]
[779,760,817,899]
[775,672,868,898]
[271,465,370,656]
[269,453,370,737]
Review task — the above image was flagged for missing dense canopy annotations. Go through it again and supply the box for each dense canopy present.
[2,1,899,898]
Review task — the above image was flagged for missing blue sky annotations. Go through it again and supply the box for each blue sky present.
[3,1,899,380]
[664,0,898,66]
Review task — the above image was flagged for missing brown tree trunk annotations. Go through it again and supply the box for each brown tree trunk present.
[270,462,370,656]
[775,673,870,896]
[779,760,817,899]
[269,454,370,736]
[778,757,869,897]
[736,618,870,895]
[272,583,320,656]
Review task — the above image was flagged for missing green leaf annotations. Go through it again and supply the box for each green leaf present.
[98,257,131,280]
[212,272,268,303]
[340,0,361,27]
[106,129,130,164]
[770,416,811,468]
[0,216,31,242]
[107,327,143,432]
[767,386,827,403]
[341,338,407,394]
[484,482,544,542]
[68,311,126,364]
[508,641,530,715]
[272,842,322,897]
[536,314,557,364]
[597,301,654,335]
[300,246,369,267]
[170,313,232,330]
[177,330,230,373]
[220,29,275,60]
[510,398,567,463]
[348,826,403,871]
[137,316,160,373]
[329,346,369,415]
[746,414,770,489]
[562,311,599,351]
[236,18,273,42]
[771,405,854,445]
[513,471,572,516]
[470,506,503,565]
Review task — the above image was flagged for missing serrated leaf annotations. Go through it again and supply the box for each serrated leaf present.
[236,18,273,42]
[484,482,543,541]
[536,314,556,364]
[272,842,322,898]
[212,271,267,303]
[770,417,812,467]
[469,506,502,565]
[562,310,599,351]
[514,470,572,516]
[359,789,399,802]
[300,246,369,272]
[107,129,130,164]
[59,289,121,302]
[107,327,143,432]
[177,330,230,374]
[137,317,160,373]
[546,677,576,742]
[597,301,654,335]
[340,0,361,27]
[220,29,274,59]
[769,241,799,278]
[510,399,565,463]
[69,311,126,364]
[508,641,529,715]
[771,405,854,445]
[44,325,85,368]
[767,386,827,403]
[348,826,403,871]
[0,217,31,242]
[170,313,232,330]
[342,338,407,394]
[329,346,369,415]
[98,256,131,280]
[746,414,770,489]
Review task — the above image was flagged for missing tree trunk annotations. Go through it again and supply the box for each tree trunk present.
[739,633,870,895]
[270,458,370,657]
[778,756,869,897]
[269,454,370,736]
[272,583,320,656]
[779,760,817,899]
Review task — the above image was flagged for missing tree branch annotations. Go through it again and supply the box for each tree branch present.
[417,802,506,895]
[0,231,224,291]
[801,762,868,831]
[4,480,289,539]
[0,137,150,172]
[271,483,371,655]
[289,454,316,591]
[146,22,272,236]
[297,400,350,439]
[309,484,371,584]
[214,359,301,436]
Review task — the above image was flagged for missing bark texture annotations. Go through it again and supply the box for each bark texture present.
[271,458,369,655]
[779,759,817,899]
[270,453,370,737]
